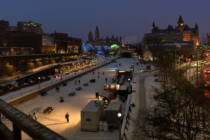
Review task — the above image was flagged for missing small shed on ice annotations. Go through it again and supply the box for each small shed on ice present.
[81,100,104,131]
[105,101,122,128]
[99,91,112,108]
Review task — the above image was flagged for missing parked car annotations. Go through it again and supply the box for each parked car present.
[205,81,210,87]
[204,69,210,74]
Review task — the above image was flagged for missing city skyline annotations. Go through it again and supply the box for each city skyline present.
[1,0,210,44]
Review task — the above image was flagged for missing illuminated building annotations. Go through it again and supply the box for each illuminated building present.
[144,15,199,60]
[207,33,210,49]
[147,15,199,45]
[17,20,43,34]
[87,24,122,48]
[0,31,82,76]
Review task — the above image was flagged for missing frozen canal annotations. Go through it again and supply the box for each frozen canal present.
[2,58,134,140]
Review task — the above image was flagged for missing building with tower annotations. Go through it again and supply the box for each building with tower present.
[149,15,199,45]
[144,15,199,60]
[87,24,122,48]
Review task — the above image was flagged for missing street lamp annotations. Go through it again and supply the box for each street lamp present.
[38,77,41,89]
[118,113,122,140]
[60,71,63,81]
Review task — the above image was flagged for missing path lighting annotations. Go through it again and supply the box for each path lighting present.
[38,77,41,89]
[118,113,122,140]
[60,71,63,81]
[128,78,130,81]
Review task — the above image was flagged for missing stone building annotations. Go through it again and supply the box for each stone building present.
[87,24,122,48]
[143,15,199,60]
[0,20,9,33]
[17,20,43,35]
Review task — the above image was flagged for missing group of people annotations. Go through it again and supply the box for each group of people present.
[29,111,37,121]
[75,80,80,85]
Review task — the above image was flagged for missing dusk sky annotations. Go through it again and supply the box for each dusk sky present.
[1,0,210,44]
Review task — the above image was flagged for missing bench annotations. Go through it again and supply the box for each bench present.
[76,87,82,90]
[43,107,54,114]
[89,79,96,83]
[83,83,88,86]
[69,92,76,96]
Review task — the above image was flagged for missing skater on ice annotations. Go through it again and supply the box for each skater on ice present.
[65,113,69,123]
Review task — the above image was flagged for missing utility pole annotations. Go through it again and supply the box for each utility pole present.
[196,47,198,88]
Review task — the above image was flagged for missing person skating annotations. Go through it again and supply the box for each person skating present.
[75,80,77,85]
[105,78,107,82]
[98,75,99,79]
[95,92,98,98]
[78,80,80,84]
[93,71,94,75]
[97,92,100,100]
[103,72,104,75]
[28,114,33,118]
[65,113,69,123]
[33,111,37,121]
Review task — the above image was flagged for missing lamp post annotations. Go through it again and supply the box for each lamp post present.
[60,71,62,81]
[38,77,41,89]
[118,113,122,140]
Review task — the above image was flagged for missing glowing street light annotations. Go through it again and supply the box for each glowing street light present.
[38,77,41,89]
[118,113,122,140]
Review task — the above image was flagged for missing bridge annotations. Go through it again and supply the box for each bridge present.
[120,50,137,57]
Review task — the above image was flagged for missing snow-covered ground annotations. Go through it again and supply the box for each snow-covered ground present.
[2,58,134,140]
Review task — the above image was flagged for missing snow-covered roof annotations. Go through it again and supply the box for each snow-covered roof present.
[81,100,104,112]
[105,101,121,111]
[116,66,131,72]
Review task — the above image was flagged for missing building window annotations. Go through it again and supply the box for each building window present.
[86,119,91,121]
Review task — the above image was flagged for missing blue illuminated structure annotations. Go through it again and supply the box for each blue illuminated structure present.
[82,44,87,51]
[102,45,110,50]
[95,45,101,50]
[86,43,93,50]
[98,51,105,55]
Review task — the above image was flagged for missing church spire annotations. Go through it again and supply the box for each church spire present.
[177,15,184,23]
[96,22,99,31]
[152,21,155,28]
[195,23,198,29]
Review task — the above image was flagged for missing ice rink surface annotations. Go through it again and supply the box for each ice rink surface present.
[2,58,134,140]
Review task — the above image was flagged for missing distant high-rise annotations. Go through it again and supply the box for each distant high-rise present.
[0,20,9,33]
[17,20,43,34]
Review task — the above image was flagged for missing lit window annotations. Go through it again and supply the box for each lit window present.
[181,23,183,26]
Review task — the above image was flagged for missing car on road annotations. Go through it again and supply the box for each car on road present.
[205,81,210,87]
[204,69,210,74]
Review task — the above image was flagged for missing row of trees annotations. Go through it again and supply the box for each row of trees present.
[132,54,210,140]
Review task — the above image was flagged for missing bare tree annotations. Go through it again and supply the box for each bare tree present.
[144,36,165,61]
[201,32,207,45]
[136,41,144,59]
[132,56,210,140]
